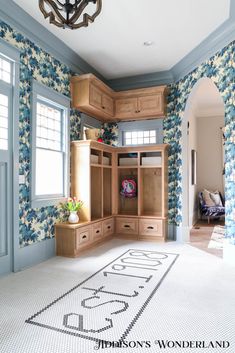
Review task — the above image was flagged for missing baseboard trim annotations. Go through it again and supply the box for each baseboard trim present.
[223,241,235,266]
[175,225,190,243]
[17,238,55,271]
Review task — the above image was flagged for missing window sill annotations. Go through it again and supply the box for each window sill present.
[31,197,67,209]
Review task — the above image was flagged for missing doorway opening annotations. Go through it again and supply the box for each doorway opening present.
[182,78,225,257]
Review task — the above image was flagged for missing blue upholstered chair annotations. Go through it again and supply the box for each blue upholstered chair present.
[198,192,225,224]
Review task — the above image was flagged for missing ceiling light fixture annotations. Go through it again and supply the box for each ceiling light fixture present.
[39,0,102,29]
[144,41,154,47]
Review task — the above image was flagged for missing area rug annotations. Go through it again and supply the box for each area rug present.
[26,249,179,343]
[208,226,225,249]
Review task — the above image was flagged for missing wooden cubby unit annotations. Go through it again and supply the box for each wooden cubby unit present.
[55,141,169,257]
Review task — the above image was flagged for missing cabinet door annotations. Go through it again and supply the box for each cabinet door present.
[103,218,114,237]
[90,83,102,110]
[115,98,138,119]
[102,93,114,116]
[116,217,138,235]
[138,93,163,117]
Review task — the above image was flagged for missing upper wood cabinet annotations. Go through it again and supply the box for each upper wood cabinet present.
[70,74,167,122]
[71,74,114,121]
[115,87,167,120]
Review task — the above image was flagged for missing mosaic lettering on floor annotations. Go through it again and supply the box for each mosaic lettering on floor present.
[26,249,179,342]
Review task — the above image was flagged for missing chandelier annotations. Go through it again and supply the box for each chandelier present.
[39,0,102,29]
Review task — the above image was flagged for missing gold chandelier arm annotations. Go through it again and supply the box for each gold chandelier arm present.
[69,0,102,28]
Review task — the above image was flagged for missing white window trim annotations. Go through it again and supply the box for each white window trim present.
[30,80,70,208]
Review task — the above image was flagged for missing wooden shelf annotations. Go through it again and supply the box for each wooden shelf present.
[140,165,162,168]
[117,166,138,169]
[90,163,102,167]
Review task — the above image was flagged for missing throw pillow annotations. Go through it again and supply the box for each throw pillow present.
[202,189,215,206]
[210,191,223,206]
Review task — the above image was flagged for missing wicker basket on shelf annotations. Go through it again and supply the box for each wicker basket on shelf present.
[85,128,100,141]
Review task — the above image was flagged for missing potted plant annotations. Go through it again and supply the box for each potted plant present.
[61,197,83,224]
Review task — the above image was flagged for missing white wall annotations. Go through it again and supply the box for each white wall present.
[197,115,224,195]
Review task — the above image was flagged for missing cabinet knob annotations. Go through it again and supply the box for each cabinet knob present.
[102,106,105,109]
[82,235,87,239]
[107,226,111,229]
[96,230,100,234]
[147,226,154,230]
[124,224,130,228]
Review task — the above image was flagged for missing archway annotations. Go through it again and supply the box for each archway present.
[181,77,225,242]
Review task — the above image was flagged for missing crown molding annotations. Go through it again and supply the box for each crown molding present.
[0,0,105,80]
[108,70,173,91]
[171,17,235,82]
[109,3,235,89]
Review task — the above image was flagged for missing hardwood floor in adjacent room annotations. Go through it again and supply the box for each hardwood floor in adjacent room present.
[190,219,225,258]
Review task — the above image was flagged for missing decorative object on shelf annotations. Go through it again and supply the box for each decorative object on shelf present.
[39,0,102,30]
[85,128,100,141]
[120,177,137,198]
[68,210,79,224]
[60,197,83,223]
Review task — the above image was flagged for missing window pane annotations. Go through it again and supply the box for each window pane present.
[0,138,7,150]
[0,57,11,84]
[35,148,63,196]
[0,93,8,150]
[36,101,62,151]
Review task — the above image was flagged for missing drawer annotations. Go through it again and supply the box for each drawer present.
[103,218,114,236]
[76,226,91,248]
[92,221,103,239]
[139,219,163,237]
[116,217,138,235]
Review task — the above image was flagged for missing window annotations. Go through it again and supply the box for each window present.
[124,130,157,146]
[31,81,70,208]
[0,55,12,151]
[118,120,163,147]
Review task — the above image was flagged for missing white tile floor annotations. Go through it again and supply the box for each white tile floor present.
[0,238,235,353]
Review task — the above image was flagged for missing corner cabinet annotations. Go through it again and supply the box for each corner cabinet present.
[55,141,169,257]
[70,73,168,122]
[71,74,114,121]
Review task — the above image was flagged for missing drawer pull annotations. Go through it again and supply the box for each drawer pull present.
[107,226,111,229]
[82,235,87,239]
[124,224,131,228]
[147,226,154,230]
[96,230,100,234]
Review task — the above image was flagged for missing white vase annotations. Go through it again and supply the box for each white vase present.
[68,211,79,224]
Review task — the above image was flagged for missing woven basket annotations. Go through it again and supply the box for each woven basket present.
[85,128,100,141]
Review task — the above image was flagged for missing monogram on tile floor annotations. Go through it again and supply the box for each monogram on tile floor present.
[0,239,235,353]
[26,249,179,342]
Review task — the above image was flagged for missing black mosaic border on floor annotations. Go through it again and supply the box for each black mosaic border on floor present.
[26,249,179,343]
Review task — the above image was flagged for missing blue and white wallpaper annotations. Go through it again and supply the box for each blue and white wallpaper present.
[0,19,234,247]
[164,41,235,244]
[0,21,81,247]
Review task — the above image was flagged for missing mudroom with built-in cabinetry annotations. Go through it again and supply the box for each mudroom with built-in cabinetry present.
[55,73,169,257]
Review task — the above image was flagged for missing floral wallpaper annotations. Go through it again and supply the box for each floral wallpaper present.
[164,40,235,244]
[0,21,81,247]
[1,19,235,247]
